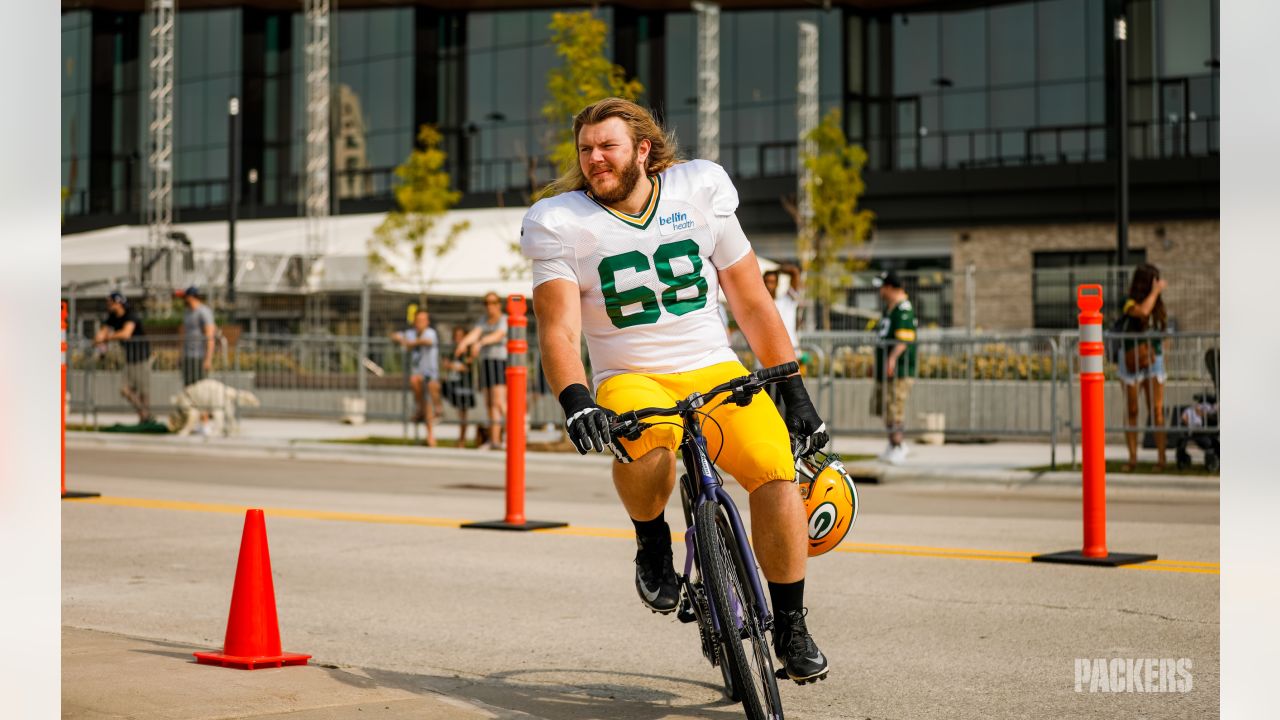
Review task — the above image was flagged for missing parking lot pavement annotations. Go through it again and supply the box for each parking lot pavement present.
[63,627,500,720]
[63,450,1218,720]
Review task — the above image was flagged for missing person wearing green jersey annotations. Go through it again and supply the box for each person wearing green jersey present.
[872,271,917,465]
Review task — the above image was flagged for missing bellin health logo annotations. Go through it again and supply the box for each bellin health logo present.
[658,211,695,234]
[1074,658,1192,693]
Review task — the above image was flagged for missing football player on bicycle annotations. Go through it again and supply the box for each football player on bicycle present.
[522,98,832,682]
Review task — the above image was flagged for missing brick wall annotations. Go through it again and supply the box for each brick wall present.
[950,219,1220,331]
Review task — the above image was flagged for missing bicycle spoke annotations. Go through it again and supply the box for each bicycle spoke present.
[696,499,784,720]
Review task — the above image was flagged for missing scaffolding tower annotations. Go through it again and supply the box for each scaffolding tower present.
[796,21,819,231]
[693,2,720,163]
[304,0,332,330]
[144,0,176,308]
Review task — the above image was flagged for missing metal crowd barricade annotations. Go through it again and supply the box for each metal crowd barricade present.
[1062,330,1220,466]
[799,330,1067,442]
[63,323,1218,468]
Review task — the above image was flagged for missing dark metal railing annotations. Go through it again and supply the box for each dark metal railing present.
[62,115,1219,220]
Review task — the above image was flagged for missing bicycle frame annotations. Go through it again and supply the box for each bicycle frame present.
[677,411,773,634]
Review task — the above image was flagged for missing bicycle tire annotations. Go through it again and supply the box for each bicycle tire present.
[695,499,784,720]
[683,478,740,701]
[716,505,786,719]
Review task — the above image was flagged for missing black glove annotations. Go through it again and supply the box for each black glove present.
[777,374,829,456]
[558,384,630,463]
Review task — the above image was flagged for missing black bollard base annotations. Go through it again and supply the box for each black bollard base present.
[460,519,568,532]
[62,490,101,500]
[1031,549,1158,567]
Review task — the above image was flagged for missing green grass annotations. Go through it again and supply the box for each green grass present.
[1023,460,1218,476]
[67,421,169,434]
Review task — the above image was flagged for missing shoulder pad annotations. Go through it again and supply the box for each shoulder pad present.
[666,159,739,217]
[521,197,577,261]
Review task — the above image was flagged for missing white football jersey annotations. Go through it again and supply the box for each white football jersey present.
[521,160,753,386]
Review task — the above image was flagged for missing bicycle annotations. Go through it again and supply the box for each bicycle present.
[609,360,809,720]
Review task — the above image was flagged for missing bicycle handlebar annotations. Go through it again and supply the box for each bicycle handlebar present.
[756,361,798,381]
[608,361,799,437]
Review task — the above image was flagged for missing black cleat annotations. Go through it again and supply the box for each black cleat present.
[634,532,680,614]
[773,608,830,684]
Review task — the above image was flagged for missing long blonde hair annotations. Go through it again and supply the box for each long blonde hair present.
[543,98,683,197]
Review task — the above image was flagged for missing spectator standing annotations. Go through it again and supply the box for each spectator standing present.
[94,291,153,423]
[1117,263,1169,471]
[763,263,803,351]
[441,325,478,446]
[763,264,803,411]
[872,271,917,465]
[456,291,508,450]
[178,286,216,388]
[393,308,442,447]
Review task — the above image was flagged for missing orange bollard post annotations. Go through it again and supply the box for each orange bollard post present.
[62,301,99,500]
[1033,285,1155,567]
[461,295,567,532]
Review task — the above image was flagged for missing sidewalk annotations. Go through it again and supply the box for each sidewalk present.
[63,627,506,720]
[68,412,1220,491]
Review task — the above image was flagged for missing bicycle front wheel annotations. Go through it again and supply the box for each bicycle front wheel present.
[695,499,784,720]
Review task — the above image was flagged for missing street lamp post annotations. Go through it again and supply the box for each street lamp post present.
[1115,15,1129,270]
[228,96,242,309]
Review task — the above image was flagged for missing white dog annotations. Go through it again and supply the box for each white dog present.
[168,379,261,436]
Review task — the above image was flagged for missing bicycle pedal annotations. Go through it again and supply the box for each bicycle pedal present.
[776,668,829,685]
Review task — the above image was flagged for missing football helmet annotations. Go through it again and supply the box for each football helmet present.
[795,450,859,557]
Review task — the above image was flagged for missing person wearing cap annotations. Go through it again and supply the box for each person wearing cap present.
[93,291,154,423]
[178,286,217,388]
[872,271,917,465]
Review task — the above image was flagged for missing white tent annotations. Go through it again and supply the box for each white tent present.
[61,207,534,298]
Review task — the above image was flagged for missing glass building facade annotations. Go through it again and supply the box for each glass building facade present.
[175,10,242,209]
[465,9,563,194]
[61,0,1219,227]
[61,11,92,217]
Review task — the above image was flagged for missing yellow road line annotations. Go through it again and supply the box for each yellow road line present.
[1147,559,1220,568]
[838,541,1035,558]
[66,495,1217,574]
[1120,564,1221,575]
[836,548,1032,564]
[71,495,467,529]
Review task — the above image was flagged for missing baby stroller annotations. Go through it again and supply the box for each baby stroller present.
[1168,348,1219,472]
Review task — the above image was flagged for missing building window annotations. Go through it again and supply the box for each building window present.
[175,9,242,211]
[251,12,294,209]
[878,0,1107,171]
[62,11,93,217]
[1127,0,1219,159]
[465,9,564,194]
[1032,249,1147,329]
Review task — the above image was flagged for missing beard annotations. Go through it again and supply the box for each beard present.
[588,150,644,204]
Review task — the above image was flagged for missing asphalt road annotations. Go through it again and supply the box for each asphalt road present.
[63,448,1220,719]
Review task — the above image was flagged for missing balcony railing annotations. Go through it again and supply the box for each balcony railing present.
[63,116,1219,221]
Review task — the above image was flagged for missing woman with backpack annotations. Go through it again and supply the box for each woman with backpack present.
[1116,264,1168,471]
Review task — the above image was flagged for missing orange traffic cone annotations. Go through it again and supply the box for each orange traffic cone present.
[194,509,311,670]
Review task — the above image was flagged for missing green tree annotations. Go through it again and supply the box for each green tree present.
[539,10,644,196]
[368,125,470,288]
[793,108,875,330]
